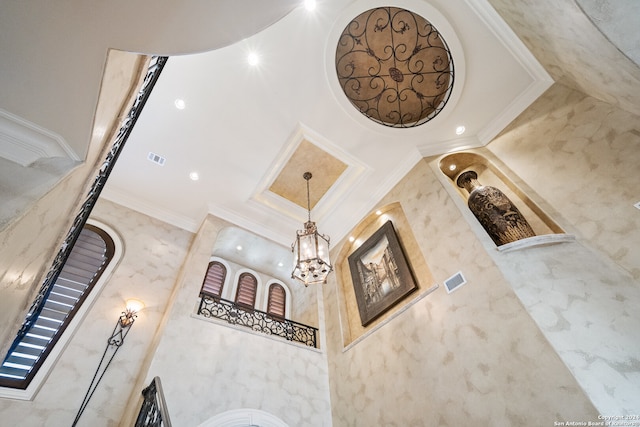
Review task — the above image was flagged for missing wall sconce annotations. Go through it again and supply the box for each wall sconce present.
[120,298,145,327]
[72,299,145,426]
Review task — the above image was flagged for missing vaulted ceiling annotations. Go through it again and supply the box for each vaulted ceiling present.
[99,0,552,248]
[1,0,638,267]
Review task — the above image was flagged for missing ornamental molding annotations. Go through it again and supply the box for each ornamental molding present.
[0,109,80,166]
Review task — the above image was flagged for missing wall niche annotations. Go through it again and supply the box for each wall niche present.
[334,202,437,348]
[438,151,573,252]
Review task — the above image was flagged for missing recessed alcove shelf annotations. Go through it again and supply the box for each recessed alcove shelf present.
[438,151,574,251]
[497,234,575,252]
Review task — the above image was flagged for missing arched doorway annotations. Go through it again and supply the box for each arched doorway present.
[198,408,289,427]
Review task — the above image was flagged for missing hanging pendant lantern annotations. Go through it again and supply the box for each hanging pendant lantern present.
[291,172,333,286]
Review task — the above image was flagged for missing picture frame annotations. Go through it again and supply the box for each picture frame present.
[348,220,417,326]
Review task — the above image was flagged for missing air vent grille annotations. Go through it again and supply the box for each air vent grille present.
[147,152,166,166]
[444,271,467,294]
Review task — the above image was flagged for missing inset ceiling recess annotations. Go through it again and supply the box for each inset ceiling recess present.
[269,139,347,210]
[335,7,454,128]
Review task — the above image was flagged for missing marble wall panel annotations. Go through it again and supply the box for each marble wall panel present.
[143,214,332,427]
[0,169,81,351]
[0,51,146,357]
[489,83,640,280]
[0,198,194,426]
[576,0,640,65]
[481,82,640,415]
[489,0,640,117]
[495,243,640,415]
[324,160,598,426]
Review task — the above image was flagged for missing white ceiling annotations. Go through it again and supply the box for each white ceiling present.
[0,0,553,268]
[0,0,298,161]
[2,0,636,281]
[100,0,552,248]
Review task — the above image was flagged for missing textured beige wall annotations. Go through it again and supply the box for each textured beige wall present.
[0,51,147,357]
[0,198,193,426]
[489,83,640,280]
[489,0,640,117]
[0,199,330,426]
[323,82,640,421]
[325,159,598,426]
[143,214,332,426]
[576,0,640,66]
[483,83,640,415]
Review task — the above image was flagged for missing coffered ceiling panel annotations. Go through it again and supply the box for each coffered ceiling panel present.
[269,139,348,210]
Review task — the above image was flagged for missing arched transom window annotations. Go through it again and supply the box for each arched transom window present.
[200,261,226,298]
[0,223,116,390]
[235,272,257,308]
[267,283,286,318]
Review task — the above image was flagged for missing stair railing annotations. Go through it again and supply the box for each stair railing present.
[135,376,172,427]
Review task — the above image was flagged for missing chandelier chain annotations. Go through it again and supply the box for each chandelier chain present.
[304,172,312,223]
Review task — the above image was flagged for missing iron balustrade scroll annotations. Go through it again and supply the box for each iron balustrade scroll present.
[135,376,172,427]
[197,295,318,348]
[7,56,168,353]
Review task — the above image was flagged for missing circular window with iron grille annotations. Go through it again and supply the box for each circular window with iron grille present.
[335,7,454,128]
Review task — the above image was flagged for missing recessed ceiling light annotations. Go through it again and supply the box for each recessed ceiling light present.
[236,245,243,251]
[449,164,457,171]
[376,210,382,216]
[304,0,316,11]
[278,262,284,267]
[349,236,355,242]
[247,52,259,66]
[189,171,199,181]
[455,125,466,135]
[174,99,186,110]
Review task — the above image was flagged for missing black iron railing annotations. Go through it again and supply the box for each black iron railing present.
[7,56,168,355]
[135,376,172,427]
[197,295,318,348]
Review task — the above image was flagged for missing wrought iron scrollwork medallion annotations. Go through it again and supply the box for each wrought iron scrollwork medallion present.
[10,56,168,349]
[335,7,454,128]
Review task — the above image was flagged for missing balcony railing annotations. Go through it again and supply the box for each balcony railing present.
[196,295,318,348]
[135,376,171,427]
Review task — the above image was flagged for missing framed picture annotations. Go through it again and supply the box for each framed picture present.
[348,220,417,326]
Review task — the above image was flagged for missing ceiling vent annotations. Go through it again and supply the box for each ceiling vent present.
[444,271,467,294]
[147,152,166,166]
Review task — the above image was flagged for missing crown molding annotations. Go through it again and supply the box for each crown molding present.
[207,202,292,247]
[464,0,554,144]
[327,149,422,244]
[417,136,483,158]
[0,109,80,166]
[100,187,200,233]
[477,78,553,144]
